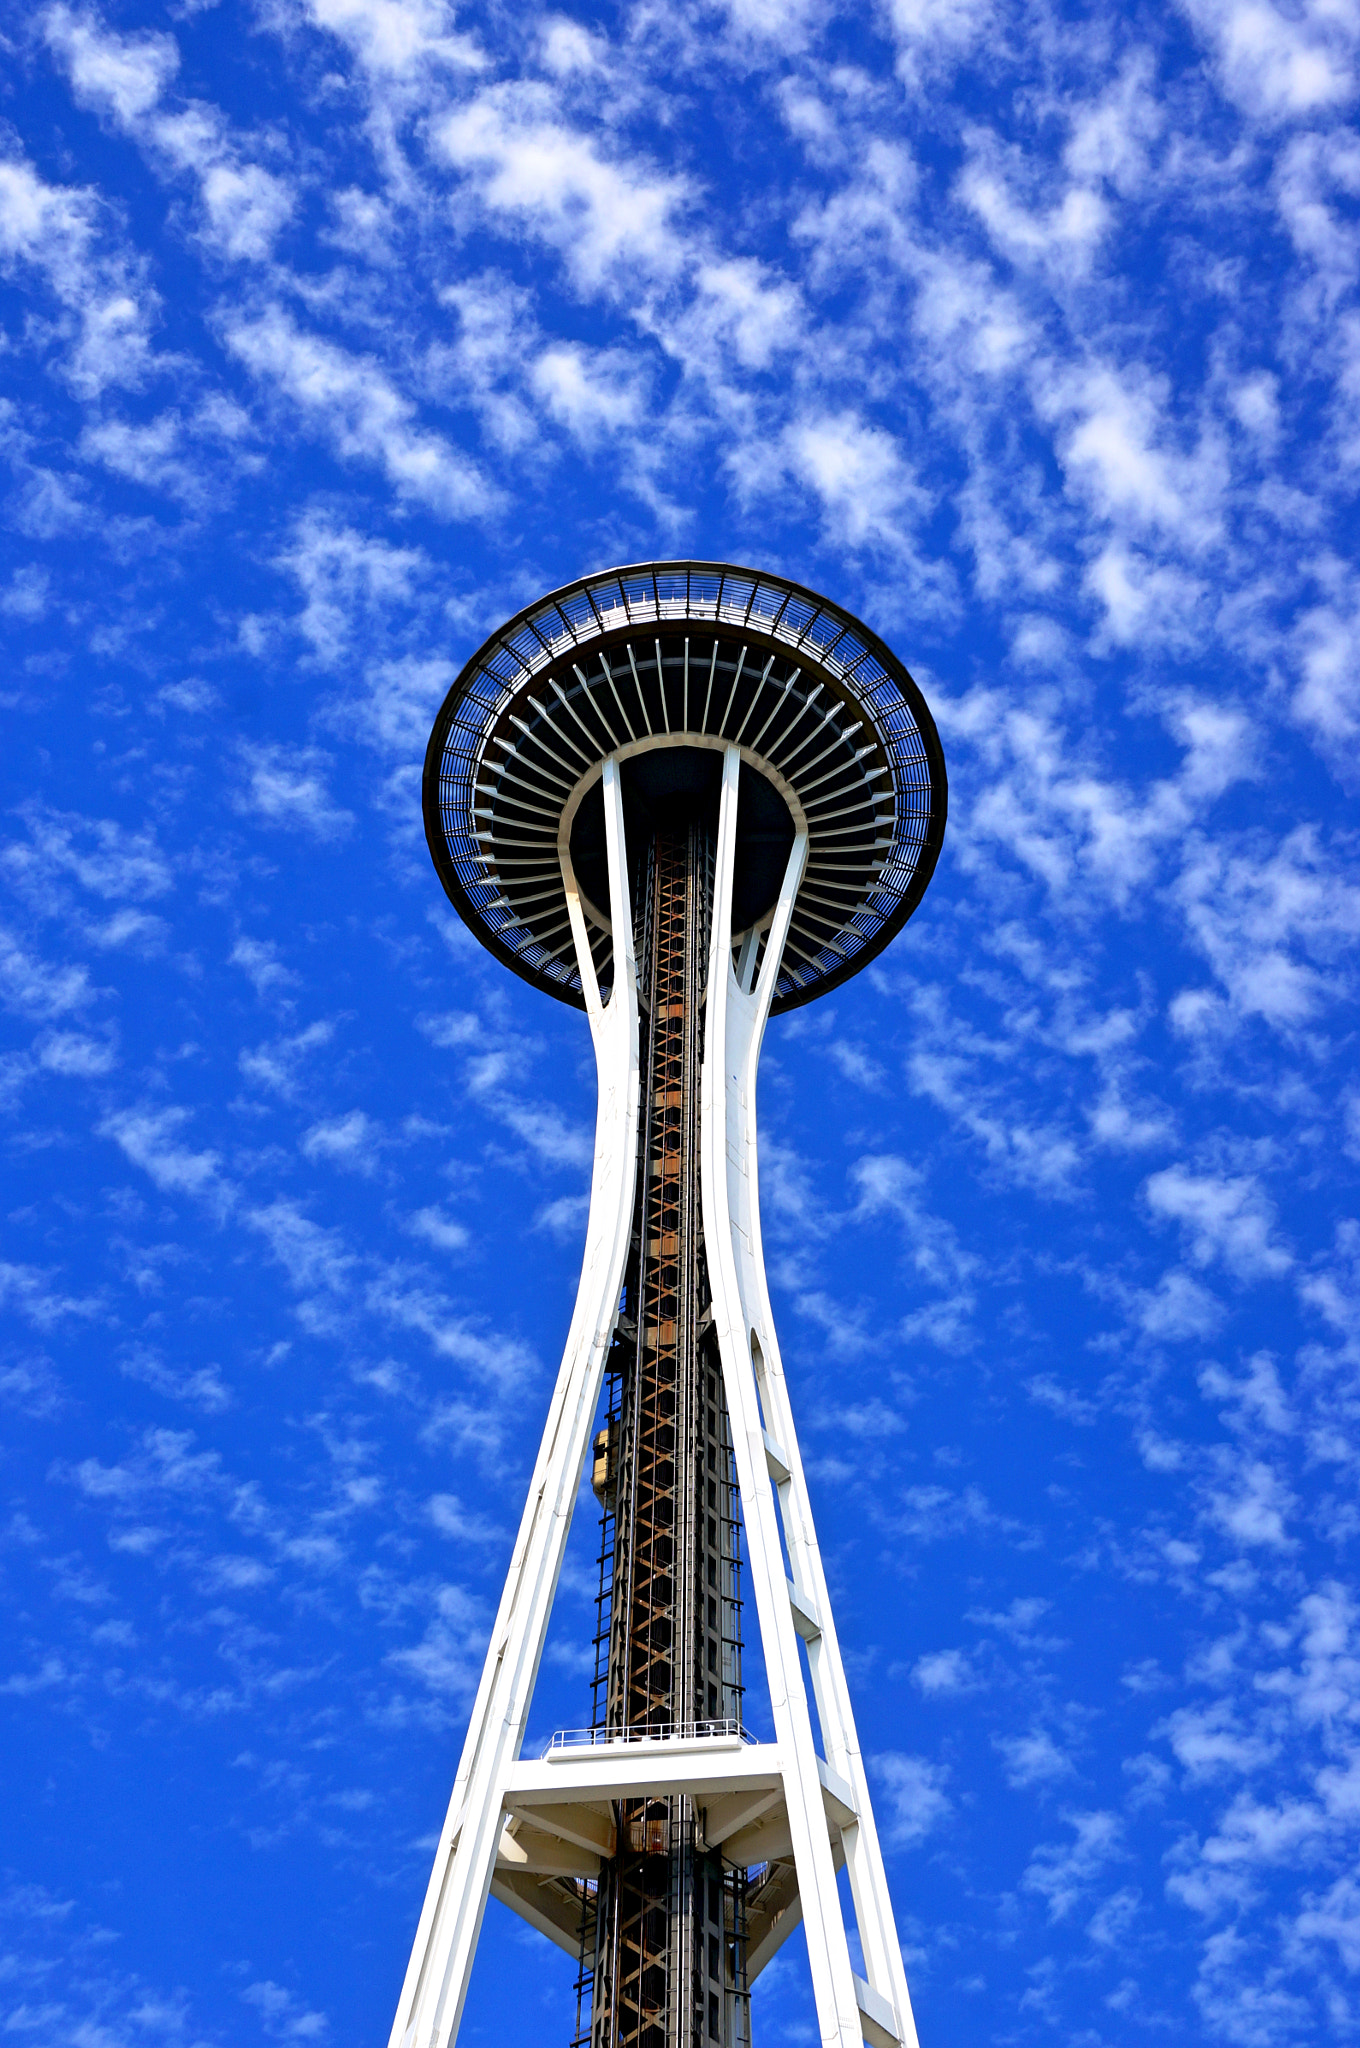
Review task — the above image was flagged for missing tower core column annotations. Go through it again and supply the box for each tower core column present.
[589,807,748,2048]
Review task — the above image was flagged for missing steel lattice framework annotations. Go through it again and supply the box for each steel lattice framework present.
[392,564,948,2048]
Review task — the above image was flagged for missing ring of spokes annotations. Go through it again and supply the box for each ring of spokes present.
[423,562,946,1012]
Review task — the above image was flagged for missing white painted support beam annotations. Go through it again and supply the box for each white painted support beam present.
[763,1429,791,1485]
[856,1973,903,2048]
[817,1756,858,1830]
[496,1821,601,1877]
[386,760,641,2048]
[788,1577,822,1642]
[488,1873,581,1959]
[700,1785,784,1849]
[700,741,922,2048]
[503,1800,615,1858]
[722,1811,794,1866]
[699,1761,851,1869]
[701,748,869,2048]
[746,1830,847,1984]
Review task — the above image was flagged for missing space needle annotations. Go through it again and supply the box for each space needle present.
[388,562,947,2048]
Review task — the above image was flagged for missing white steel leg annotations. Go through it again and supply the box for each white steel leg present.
[388,759,640,2048]
[701,745,919,2048]
[749,1279,921,2046]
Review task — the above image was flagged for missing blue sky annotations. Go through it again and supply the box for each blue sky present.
[2,1,1359,2043]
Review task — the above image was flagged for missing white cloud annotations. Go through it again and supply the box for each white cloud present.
[387,1581,487,1697]
[943,685,1257,914]
[1158,1700,1279,1778]
[1230,371,1281,443]
[1083,539,1207,650]
[1173,824,1360,1031]
[0,152,156,395]
[435,84,690,292]
[1200,1352,1293,1434]
[0,1352,65,1418]
[47,11,296,261]
[1135,1268,1225,1341]
[959,141,1111,278]
[995,1729,1076,1788]
[81,410,201,500]
[432,1022,593,1171]
[0,1262,98,1329]
[433,271,542,452]
[121,1346,231,1413]
[192,150,295,263]
[405,1206,469,1252]
[1144,1167,1291,1281]
[872,1752,952,1846]
[883,0,994,90]
[531,343,649,445]
[781,410,931,558]
[1027,1373,1098,1425]
[1064,51,1164,194]
[849,1155,978,1291]
[239,1021,336,1099]
[44,6,179,125]
[225,307,496,518]
[1294,593,1360,758]
[99,1105,233,1213]
[231,936,299,998]
[526,1192,583,1245]
[427,1491,500,1542]
[0,565,50,619]
[539,16,606,77]
[36,1029,117,1077]
[907,1042,1083,1195]
[300,1110,383,1175]
[242,1977,329,2041]
[347,656,456,759]
[366,1268,537,1386]
[1182,0,1359,121]
[1046,364,1224,550]
[1023,1812,1124,1920]
[968,1596,1064,1648]
[0,927,94,1019]
[1296,1871,1360,1972]
[247,1199,354,1296]
[416,1010,482,1050]
[302,0,482,77]
[277,512,429,666]
[688,257,803,372]
[1207,1452,1297,1547]
[912,1648,976,1694]
[231,742,353,841]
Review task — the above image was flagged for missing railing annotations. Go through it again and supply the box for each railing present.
[543,1719,756,1757]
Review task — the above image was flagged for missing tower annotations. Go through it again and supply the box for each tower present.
[390,563,947,2048]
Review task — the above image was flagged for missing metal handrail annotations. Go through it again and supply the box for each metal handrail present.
[543,1719,755,1758]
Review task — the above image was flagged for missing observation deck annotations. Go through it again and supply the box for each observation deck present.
[423,560,947,1012]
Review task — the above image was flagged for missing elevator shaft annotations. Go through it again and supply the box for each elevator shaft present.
[582,817,749,2048]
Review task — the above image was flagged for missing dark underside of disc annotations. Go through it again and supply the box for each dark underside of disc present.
[568,752,796,939]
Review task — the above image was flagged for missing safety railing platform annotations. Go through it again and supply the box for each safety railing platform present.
[542,1719,756,1758]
